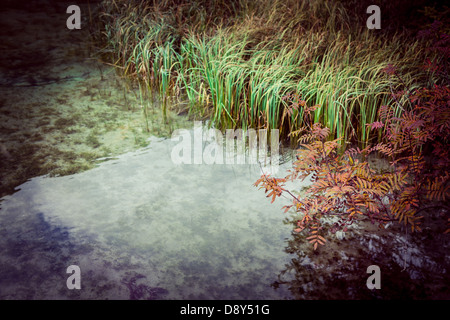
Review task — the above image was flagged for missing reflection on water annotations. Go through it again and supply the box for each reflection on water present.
[276,216,449,299]
[0,134,302,299]
[0,132,448,299]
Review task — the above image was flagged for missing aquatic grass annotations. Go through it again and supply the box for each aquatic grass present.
[178,31,303,135]
[138,81,150,132]
[95,0,441,146]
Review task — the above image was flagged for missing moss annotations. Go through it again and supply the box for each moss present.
[62,126,78,134]
[54,117,77,128]
[79,151,101,161]
[83,118,97,128]
[39,106,57,115]
[85,133,101,148]
[29,133,43,142]
[37,117,52,127]
[134,135,149,148]
[52,162,94,176]
[100,146,112,155]
[40,125,56,134]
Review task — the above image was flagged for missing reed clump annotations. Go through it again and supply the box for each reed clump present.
[93,0,444,146]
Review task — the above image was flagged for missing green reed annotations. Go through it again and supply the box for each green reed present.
[95,0,439,146]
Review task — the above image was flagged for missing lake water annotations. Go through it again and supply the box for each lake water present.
[0,132,305,299]
[1,129,449,299]
[0,0,447,300]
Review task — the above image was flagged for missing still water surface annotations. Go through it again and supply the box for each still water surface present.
[0,134,303,299]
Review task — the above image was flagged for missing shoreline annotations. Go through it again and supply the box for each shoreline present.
[0,0,190,198]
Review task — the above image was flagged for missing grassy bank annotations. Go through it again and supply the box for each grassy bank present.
[94,0,444,146]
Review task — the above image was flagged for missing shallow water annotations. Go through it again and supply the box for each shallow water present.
[0,134,305,299]
[0,0,448,300]
[0,0,303,299]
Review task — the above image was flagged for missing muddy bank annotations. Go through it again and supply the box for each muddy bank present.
[0,0,191,198]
